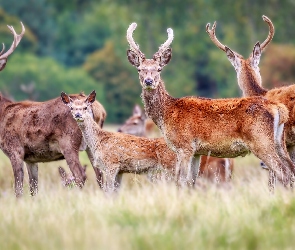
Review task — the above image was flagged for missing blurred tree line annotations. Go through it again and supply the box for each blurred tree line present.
[0,0,294,123]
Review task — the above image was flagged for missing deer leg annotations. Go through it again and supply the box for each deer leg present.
[102,167,119,194]
[115,173,123,191]
[176,149,194,187]
[86,147,103,188]
[191,155,200,186]
[61,148,86,189]
[10,156,25,197]
[26,163,38,196]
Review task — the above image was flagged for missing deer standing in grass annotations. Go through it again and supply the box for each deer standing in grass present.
[126,22,295,191]
[61,91,187,193]
[206,15,295,183]
[118,104,234,183]
[0,92,106,197]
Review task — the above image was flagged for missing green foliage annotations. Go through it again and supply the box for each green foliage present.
[0,53,104,102]
[84,41,141,122]
[0,0,295,122]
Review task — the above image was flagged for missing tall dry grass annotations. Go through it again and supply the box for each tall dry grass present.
[0,148,295,249]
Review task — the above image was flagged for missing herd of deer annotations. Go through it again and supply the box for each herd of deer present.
[0,15,294,196]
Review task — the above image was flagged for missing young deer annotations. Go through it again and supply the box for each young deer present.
[0,93,105,197]
[126,22,295,191]
[0,22,25,71]
[118,104,234,183]
[206,15,295,176]
[61,91,184,193]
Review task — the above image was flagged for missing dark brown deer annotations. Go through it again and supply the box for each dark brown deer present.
[118,104,234,183]
[126,22,295,191]
[0,22,25,71]
[206,15,295,186]
[0,93,106,197]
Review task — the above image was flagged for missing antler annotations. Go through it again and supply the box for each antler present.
[260,15,275,51]
[126,22,145,59]
[0,22,25,61]
[206,21,226,52]
[206,21,242,57]
[156,28,174,55]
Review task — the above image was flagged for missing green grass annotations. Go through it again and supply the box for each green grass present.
[0,144,294,250]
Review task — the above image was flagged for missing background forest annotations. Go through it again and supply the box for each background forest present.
[0,0,294,123]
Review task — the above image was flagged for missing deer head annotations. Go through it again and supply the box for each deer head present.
[206,15,274,87]
[117,104,147,136]
[0,22,25,71]
[61,90,96,122]
[126,23,173,90]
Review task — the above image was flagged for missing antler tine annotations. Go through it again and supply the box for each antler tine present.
[260,15,275,51]
[157,28,174,55]
[206,21,226,52]
[127,22,145,58]
[0,22,25,60]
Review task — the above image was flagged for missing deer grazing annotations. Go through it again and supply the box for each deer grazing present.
[118,104,234,183]
[0,92,105,197]
[0,22,25,71]
[61,91,187,193]
[126,22,295,191]
[206,15,295,183]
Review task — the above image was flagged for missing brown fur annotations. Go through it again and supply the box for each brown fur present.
[126,23,294,191]
[0,93,106,196]
[118,104,234,183]
[208,16,295,168]
[62,91,180,193]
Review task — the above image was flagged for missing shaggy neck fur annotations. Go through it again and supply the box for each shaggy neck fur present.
[141,80,175,129]
[239,63,268,97]
[76,114,102,156]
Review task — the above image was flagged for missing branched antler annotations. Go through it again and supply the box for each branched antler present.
[0,22,25,61]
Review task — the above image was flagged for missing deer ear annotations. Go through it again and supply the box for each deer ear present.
[61,92,72,105]
[127,49,141,67]
[0,59,7,71]
[251,42,261,67]
[86,90,96,104]
[225,46,241,71]
[154,48,172,68]
[133,104,142,116]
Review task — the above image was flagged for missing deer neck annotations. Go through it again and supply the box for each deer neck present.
[238,67,268,97]
[76,115,103,153]
[141,80,175,129]
[0,95,13,115]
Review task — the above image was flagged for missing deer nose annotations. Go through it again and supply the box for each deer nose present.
[117,128,122,132]
[144,78,153,86]
[75,113,82,119]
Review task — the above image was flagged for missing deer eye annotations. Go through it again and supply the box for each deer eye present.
[157,68,162,72]
[70,107,73,110]
[84,107,87,110]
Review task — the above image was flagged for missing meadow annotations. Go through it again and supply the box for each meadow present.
[0,125,294,250]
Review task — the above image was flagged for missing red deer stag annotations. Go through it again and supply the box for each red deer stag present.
[126,22,295,191]
[0,93,105,197]
[0,22,25,71]
[206,15,295,183]
[61,91,187,193]
[118,104,234,183]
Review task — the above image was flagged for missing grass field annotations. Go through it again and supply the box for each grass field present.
[0,126,295,249]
